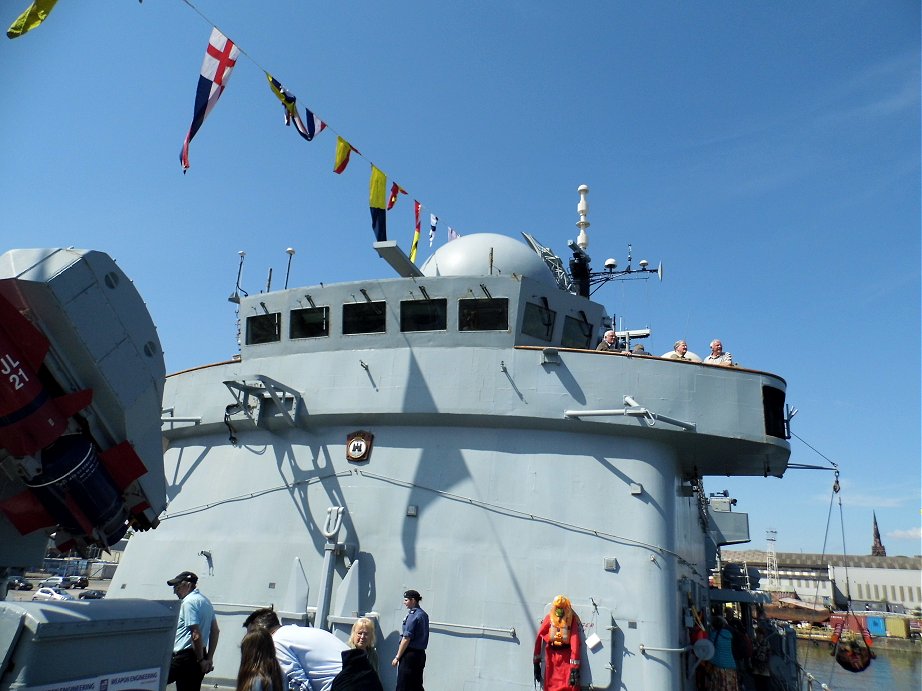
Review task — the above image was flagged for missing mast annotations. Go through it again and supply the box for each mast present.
[766,530,780,591]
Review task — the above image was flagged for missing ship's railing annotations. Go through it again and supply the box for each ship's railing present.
[515,345,787,384]
[428,620,517,638]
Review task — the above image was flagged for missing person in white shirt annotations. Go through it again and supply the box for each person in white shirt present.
[703,339,733,366]
[243,608,382,691]
[661,340,701,362]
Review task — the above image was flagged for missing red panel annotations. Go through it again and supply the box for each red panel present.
[99,441,148,490]
[0,284,50,371]
[0,388,93,457]
[0,489,55,534]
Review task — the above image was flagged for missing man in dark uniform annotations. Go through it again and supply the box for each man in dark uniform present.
[391,589,429,691]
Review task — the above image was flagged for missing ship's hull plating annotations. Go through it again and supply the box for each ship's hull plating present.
[113,343,786,689]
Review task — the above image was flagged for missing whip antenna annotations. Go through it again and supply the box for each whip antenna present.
[284,247,296,289]
[228,251,247,304]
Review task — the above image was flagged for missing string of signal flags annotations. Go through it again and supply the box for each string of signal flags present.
[6,0,463,264]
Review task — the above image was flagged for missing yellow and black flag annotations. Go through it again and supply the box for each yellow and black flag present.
[369,166,387,242]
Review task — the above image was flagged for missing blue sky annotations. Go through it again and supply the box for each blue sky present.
[2,1,919,556]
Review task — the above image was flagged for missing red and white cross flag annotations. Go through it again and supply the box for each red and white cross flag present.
[180,28,240,171]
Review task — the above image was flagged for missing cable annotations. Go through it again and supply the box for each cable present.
[791,432,839,470]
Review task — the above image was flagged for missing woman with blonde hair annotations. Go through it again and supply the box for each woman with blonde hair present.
[348,617,379,672]
[237,628,285,691]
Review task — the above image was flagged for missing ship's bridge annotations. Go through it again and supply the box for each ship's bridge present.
[217,233,790,478]
[237,233,607,355]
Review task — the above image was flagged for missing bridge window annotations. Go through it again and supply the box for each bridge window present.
[459,298,508,331]
[343,302,386,334]
[522,301,556,342]
[246,313,281,344]
[401,298,447,332]
[290,306,330,339]
[762,386,787,439]
[561,315,594,349]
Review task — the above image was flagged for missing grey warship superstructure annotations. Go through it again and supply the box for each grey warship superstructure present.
[115,187,793,689]
[1,187,799,690]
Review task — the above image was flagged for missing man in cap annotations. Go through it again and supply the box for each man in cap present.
[392,589,429,691]
[167,571,219,691]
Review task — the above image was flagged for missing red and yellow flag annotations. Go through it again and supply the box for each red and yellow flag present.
[388,182,407,210]
[334,137,356,174]
[410,201,422,263]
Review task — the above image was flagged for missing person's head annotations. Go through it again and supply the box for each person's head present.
[674,340,688,355]
[350,617,377,650]
[552,594,572,619]
[244,607,281,633]
[237,629,284,691]
[632,344,646,354]
[710,339,723,355]
[603,330,615,343]
[166,571,198,599]
[403,589,422,609]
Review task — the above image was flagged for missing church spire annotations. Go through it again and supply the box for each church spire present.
[871,511,887,557]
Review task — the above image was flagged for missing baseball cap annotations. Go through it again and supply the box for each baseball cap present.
[167,571,198,586]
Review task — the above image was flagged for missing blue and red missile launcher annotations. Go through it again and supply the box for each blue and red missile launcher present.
[0,249,166,557]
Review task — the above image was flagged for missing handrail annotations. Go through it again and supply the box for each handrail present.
[564,395,696,431]
[429,620,516,638]
[639,644,688,654]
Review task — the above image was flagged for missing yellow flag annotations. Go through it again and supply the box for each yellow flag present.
[7,0,59,39]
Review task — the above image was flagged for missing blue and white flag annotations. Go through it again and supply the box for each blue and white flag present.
[266,74,326,142]
[429,214,438,247]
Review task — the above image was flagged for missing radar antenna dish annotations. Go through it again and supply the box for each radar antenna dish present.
[521,232,573,292]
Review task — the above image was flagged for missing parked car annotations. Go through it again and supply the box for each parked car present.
[67,575,89,589]
[38,576,70,589]
[78,589,105,600]
[32,587,74,602]
[8,577,32,590]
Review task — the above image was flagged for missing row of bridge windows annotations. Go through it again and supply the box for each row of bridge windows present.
[245,297,597,349]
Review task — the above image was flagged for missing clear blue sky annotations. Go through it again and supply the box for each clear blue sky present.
[2,1,919,556]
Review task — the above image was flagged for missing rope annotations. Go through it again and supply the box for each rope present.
[835,474,849,603]
[798,471,839,674]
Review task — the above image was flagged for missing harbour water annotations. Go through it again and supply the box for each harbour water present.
[798,647,920,690]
